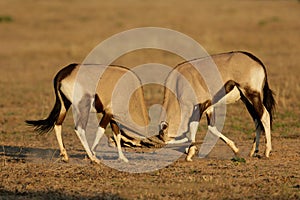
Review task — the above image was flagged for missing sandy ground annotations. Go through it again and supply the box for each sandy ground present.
[0,0,299,199]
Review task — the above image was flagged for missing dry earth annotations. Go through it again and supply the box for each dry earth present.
[0,0,299,199]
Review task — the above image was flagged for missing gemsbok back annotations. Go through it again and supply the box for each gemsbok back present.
[158,51,275,161]
[26,63,149,164]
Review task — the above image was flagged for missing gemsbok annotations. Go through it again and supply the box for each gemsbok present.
[158,51,275,161]
[26,63,149,164]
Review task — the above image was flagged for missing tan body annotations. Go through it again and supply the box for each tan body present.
[159,51,275,159]
[26,64,149,163]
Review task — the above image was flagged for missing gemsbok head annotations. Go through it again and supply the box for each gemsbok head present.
[158,51,275,161]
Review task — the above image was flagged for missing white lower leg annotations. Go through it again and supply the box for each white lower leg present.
[208,125,239,154]
[261,108,272,157]
[189,121,199,143]
[75,127,100,164]
[250,140,256,157]
[54,125,69,162]
[183,121,200,161]
[91,127,105,155]
[113,133,128,162]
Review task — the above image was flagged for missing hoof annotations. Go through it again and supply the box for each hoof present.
[60,153,69,163]
[255,154,262,159]
[61,157,69,163]
[265,149,272,158]
[185,145,198,162]
[249,149,259,157]
[185,157,193,162]
[90,156,101,165]
[91,159,101,165]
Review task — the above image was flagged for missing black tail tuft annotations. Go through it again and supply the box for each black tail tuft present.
[26,63,77,135]
[25,69,63,135]
[25,98,61,135]
[263,81,276,128]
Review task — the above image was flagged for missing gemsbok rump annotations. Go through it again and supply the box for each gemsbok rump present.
[158,51,275,160]
[26,64,149,164]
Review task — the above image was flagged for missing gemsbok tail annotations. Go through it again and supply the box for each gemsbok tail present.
[26,74,62,134]
[26,63,76,134]
[241,51,276,128]
[263,80,276,128]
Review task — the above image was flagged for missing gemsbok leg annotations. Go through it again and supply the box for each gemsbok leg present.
[205,107,240,155]
[249,119,262,157]
[261,107,272,157]
[55,90,73,162]
[202,82,242,155]
[241,90,272,157]
[91,113,110,155]
[240,93,264,157]
[185,89,241,161]
[110,120,129,162]
[54,125,69,162]
[91,114,128,162]
[73,94,101,164]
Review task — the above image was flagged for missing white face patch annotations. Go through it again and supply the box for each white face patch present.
[160,121,168,131]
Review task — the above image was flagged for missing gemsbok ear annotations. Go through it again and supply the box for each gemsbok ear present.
[160,121,169,130]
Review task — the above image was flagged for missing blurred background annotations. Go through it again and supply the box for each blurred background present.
[0,1,299,199]
[1,0,299,145]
